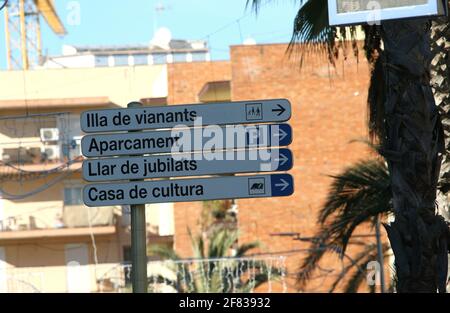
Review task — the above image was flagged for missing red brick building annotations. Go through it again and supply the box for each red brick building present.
[169,43,377,292]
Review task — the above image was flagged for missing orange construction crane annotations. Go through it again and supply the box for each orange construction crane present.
[3,0,66,70]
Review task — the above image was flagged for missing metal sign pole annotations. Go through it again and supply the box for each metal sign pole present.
[375,214,386,293]
[131,202,147,293]
[128,102,148,293]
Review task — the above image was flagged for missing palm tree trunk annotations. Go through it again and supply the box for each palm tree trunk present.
[380,18,449,293]
[431,16,450,292]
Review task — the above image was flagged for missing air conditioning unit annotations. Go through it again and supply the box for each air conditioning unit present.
[70,136,83,158]
[1,153,10,162]
[41,145,60,161]
[40,128,59,142]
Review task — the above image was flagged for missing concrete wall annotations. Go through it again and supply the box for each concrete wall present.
[1,239,123,292]
[0,65,168,106]
[0,62,175,292]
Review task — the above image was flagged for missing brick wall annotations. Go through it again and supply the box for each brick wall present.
[167,60,231,105]
[230,43,374,292]
[169,44,380,292]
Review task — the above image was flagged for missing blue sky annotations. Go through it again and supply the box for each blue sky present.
[0,0,299,69]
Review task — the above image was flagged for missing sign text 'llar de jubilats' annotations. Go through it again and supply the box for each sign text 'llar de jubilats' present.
[80,99,295,206]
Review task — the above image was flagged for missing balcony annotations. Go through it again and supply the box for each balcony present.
[0,206,117,242]
[0,117,84,172]
[1,257,288,293]
[1,141,82,167]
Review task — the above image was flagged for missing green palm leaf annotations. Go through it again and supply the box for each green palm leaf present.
[298,158,392,289]
[151,227,280,293]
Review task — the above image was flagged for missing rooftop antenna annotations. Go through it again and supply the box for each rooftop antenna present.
[153,1,171,35]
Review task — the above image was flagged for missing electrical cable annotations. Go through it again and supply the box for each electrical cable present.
[0,0,8,11]
[0,170,74,200]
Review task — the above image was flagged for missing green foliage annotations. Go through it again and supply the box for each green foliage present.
[201,200,235,234]
[297,156,393,292]
[149,227,282,293]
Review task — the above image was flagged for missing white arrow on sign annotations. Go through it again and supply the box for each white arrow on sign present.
[273,127,288,142]
[81,124,292,158]
[274,153,289,167]
[80,99,291,133]
[82,148,293,182]
[275,178,290,192]
[83,174,294,207]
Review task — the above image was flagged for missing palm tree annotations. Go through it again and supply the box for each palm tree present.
[148,227,283,293]
[248,0,450,292]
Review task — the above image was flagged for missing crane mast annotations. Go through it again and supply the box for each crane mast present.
[3,0,66,70]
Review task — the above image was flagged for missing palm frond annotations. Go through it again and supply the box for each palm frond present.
[319,158,391,225]
[188,228,205,259]
[328,243,376,292]
[321,158,391,255]
[342,243,390,293]
[298,158,392,289]
[235,242,261,257]
[247,0,361,65]
[247,0,330,43]
[208,228,238,258]
[289,0,331,44]
[149,244,181,260]
[152,226,281,293]
[348,138,383,156]
[297,234,342,288]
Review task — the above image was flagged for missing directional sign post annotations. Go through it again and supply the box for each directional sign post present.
[127,102,147,294]
[81,99,291,133]
[83,174,294,207]
[80,99,295,294]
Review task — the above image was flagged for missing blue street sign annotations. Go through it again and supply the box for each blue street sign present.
[82,148,293,182]
[83,174,294,207]
[80,99,292,133]
[271,174,294,197]
[81,123,293,158]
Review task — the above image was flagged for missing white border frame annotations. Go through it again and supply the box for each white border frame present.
[328,0,438,26]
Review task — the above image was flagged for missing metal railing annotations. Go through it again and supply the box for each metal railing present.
[1,256,288,293]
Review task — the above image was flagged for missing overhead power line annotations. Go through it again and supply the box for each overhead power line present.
[0,1,8,11]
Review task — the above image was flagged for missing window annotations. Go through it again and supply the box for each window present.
[133,54,148,66]
[64,187,83,206]
[95,55,109,67]
[114,54,129,66]
[191,52,207,62]
[153,53,167,65]
[173,52,187,63]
